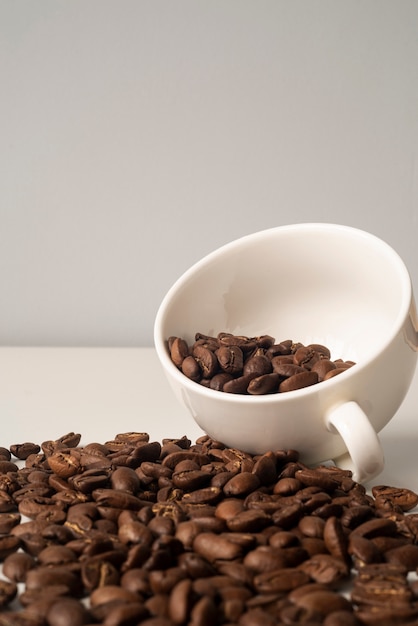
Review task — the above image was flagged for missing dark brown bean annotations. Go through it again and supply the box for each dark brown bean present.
[193,532,243,562]
[10,443,41,460]
[46,597,91,626]
[181,355,201,382]
[2,552,36,582]
[192,345,219,378]
[3,429,418,626]
[243,354,272,377]
[170,337,189,368]
[247,373,280,394]
[216,345,244,375]
[279,370,319,392]
[372,485,418,511]
[0,579,18,608]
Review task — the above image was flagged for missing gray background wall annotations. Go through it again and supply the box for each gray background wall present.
[1,0,417,347]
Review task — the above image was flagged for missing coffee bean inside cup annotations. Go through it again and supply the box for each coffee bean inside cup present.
[168,333,356,394]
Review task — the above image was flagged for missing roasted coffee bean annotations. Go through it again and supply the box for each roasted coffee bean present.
[348,534,384,565]
[209,372,234,391]
[2,430,418,625]
[81,557,120,592]
[37,544,78,566]
[351,517,398,538]
[89,584,141,607]
[47,450,81,479]
[243,354,272,377]
[384,544,418,570]
[223,472,260,496]
[172,469,212,491]
[169,337,189,368]
[216,345,244,375]
[298,515,326,538]
[217,332,256,351]
[0,447,11,461]
[92,488,144,510]
[222,374,254,394]
[0,512,21,534]
[25,566,83,596]
[279,370,319,392]
[168,332,355,395]
[10,443,41,460]
[323,516,349,563]
[0,579,17,608]
[372,484,418,511]
[292,589,352,616]
[182,486,222,505]
[181,355,201,382]
[293,345,321,369]
[247,373,280,394]
[311,358,337,381]
[271,361,306,377]
[103,601,148,626]
[324,367,350,380]
[2,552,36,582]
[110,466,141,493]
[226,509,271,533]
[193,345,219,378]
[193,532,243,562]
[299,554,349,584]
[0,461,19,473]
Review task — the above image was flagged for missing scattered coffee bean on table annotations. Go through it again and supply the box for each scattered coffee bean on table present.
[167,333,356,394]
[0,431,418,624]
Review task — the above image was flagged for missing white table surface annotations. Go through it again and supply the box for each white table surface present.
[1,347,417,492]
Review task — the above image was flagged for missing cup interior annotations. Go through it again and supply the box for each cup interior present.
[156,224,411,369]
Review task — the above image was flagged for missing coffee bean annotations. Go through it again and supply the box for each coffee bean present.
[216,345,244,375]
[1,430,418,625]
[181,355,201,382]
[208,372,234,391]
[226,509,271,533]
[311,358,337,381]
[10,443,41,460]
[25,566,82,596]
[169,337,189,368]
[372,484,418,511]
[193,532,243,562]
[385,544,418,570]
[46,597,91,626]
[168,332,355,395]
[299,554,350,584]
[279,370,319,392]
[0,580,17,608]
[247,372,280,394]
[222,374,253,394]
[2,552,36,583]
[89,584,141,608]
[293,589,352,616]
[192,345,219,378]
[223,472,260,497]
[243,354,272,377]
[0,512,21,534]
[348,534,384,565]
[0,461,19,474]
[47,450,81,479]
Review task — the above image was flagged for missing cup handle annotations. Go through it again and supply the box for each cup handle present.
[326,401,384,483]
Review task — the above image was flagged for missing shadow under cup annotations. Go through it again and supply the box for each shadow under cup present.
[155,224,418,482]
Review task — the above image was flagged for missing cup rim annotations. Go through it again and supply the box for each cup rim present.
[154,222,413,403]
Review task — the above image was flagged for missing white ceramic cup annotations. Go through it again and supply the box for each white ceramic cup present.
[154,223,418,483]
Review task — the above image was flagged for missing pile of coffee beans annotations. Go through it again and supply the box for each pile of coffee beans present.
[0,432,418,625]
[168,333,356,394]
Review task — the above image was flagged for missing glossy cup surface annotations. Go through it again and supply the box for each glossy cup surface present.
[154,223,417,481]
